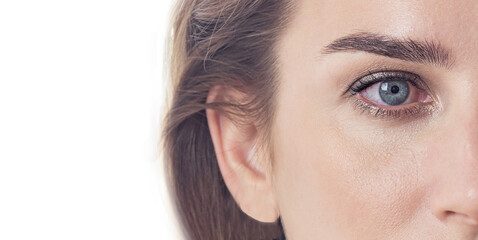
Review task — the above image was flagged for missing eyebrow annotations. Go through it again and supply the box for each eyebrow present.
[321,32,453,68]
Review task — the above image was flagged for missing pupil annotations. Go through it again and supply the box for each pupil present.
[391,85,400,94]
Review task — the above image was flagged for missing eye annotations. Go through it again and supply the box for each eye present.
[353,72,432,108]
[347,71,437,120]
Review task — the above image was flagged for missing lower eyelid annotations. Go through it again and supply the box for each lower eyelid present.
[351,97,437,120]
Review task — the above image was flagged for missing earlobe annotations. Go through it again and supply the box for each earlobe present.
[205,86,280,223]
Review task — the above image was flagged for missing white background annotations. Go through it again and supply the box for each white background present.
[0,0,183,239]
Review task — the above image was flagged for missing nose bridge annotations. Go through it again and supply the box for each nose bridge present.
[449,115,478,188]
[429,89,478,225]
[454,78,478,163]
[441,110,478,191]
[460,113,478,162]
[442,72,478,161]
[464,119,478,163]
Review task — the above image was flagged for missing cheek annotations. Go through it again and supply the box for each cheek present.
[272,104,429,238]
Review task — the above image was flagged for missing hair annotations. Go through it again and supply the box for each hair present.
[162,0,296,239]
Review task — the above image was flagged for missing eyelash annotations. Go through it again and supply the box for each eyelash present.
[346,71,437,120]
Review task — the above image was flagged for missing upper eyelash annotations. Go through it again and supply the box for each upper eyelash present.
[347,71,423,96]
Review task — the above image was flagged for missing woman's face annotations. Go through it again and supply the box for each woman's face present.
[273,0,478,239]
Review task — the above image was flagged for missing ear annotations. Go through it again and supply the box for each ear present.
[205,86,279,223]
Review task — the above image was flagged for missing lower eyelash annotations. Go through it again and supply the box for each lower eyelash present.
[352,98,437,120]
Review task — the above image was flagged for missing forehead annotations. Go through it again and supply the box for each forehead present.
[282,0,478,67]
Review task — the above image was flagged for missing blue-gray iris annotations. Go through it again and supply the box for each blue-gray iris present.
[379,80,409,106]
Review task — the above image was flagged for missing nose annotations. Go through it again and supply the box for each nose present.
[430,113,478,226]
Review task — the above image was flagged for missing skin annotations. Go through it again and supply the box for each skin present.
[206,0,478,239]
